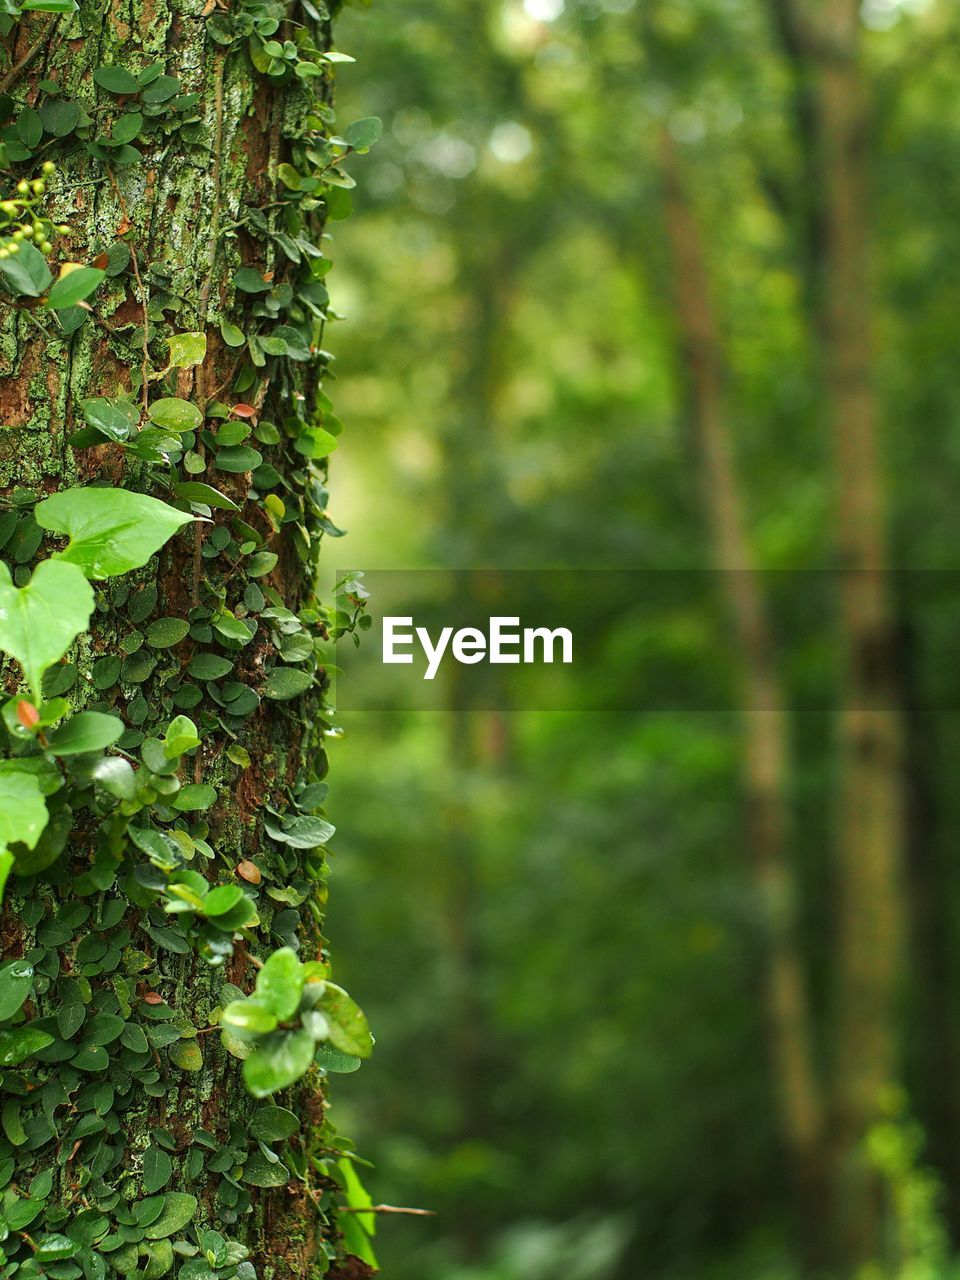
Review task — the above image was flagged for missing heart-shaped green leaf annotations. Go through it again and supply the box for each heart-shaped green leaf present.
[343,116,382,151]
[0,560,94,699]
[35,487,193,580]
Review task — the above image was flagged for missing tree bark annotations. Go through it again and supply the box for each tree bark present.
[658,128,827,1254]
[0,2,367,1276]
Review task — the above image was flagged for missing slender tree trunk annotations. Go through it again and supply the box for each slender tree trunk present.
[0,2,367,1275]
[781,0,906,1264]
[658,129,827,1253]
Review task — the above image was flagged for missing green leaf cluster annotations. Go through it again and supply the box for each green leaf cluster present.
[221,948,371,1096]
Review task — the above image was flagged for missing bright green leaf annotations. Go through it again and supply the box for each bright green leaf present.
[222,999,277,1035]
[320,983,373,1058]
[44,267,105,310]
[0,1027,54,1066]
[243,1029,314,1097]
[255,947,303,1021]
[0,959,34,1021]
[35,487,193,580]
[166,332,207,369]
[219,318,245,347]
[0,559,94,699]
[202,884,243,915]
[173,783,217,812]
[173,482,240,512]
[163,715,200,758]
[147,398,202,432]
[44,711,123,756]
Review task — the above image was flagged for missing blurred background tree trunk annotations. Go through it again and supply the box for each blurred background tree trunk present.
[659,128,828,1261]
[782,0,907,1263]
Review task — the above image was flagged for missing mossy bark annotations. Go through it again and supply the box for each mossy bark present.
[0,2,366,1276]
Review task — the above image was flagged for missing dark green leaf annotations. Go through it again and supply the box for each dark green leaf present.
[143,1146,173,1193]
[248,1105,299,1142]
[263,667,313,700]
[93,65,140,94]
[0,242,53,298]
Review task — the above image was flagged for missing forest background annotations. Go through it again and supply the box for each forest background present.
[321,0,960,1278]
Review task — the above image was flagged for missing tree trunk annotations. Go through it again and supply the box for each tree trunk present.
[0,1,370,1276]
[658,128,828,1255]
[783,0,906,1264]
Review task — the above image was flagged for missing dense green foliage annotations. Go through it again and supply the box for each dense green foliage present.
[320,2,960,1279]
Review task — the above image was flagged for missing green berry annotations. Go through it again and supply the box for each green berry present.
[57,224,70,234]
[38,240,51,253]
[20,225,33,239]
[41,161,56,176]
[15,180,29,195]
[31,180,45,195]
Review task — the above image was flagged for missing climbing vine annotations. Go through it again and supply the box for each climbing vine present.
[0,0,378,1274]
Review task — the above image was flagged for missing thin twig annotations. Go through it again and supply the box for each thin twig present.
[339,1205,436,1217]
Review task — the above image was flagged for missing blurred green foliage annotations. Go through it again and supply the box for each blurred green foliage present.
[315,1,960,1277]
